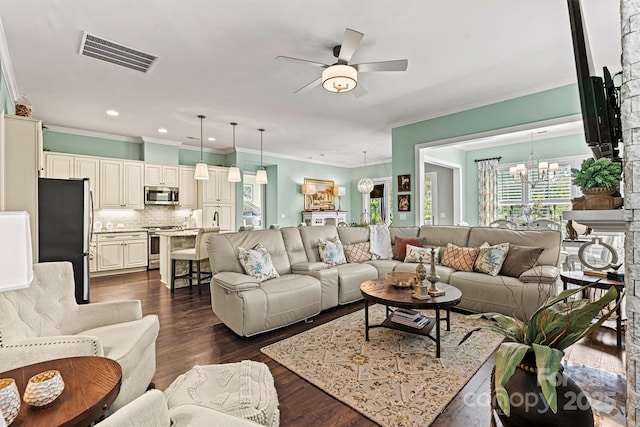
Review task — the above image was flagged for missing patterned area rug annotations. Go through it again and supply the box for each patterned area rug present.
[261,305,504,426]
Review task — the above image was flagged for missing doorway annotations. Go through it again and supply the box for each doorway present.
[361,177,392,225]
[242,173,264,229]
[423,172,437,225]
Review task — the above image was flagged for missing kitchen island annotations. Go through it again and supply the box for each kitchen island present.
[156,229,208,290]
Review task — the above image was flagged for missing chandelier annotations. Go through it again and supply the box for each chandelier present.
[357,151,374,193]
[509,134,559,188]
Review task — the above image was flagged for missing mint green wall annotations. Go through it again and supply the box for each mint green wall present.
[236,152,352,227]
[44,131,143,160]
[143,143,179,165]
[177,149,227,167]
[391,84,582,226]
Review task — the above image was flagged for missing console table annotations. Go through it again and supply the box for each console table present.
[302,210,347,226]
[1,356,122,426]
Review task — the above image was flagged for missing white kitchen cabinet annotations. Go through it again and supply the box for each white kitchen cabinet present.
[96,232,148,271]
[44,152,100,206]
[179,166,197,209]
[203,204,234,231]
[100,159,144,209]
[45,152,74,178]
[3,115,43,260]
[201,167,234,204]
[145,164,179,187]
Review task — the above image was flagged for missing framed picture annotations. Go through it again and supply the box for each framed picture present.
[398,174,411,192]
[303,178,335,210]
[243,184,253,201]
[398,194,411,211]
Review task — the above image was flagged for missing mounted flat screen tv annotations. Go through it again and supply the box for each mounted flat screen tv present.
[567,0,622,163]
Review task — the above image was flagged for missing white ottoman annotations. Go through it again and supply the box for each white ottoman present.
[164,361,279,427]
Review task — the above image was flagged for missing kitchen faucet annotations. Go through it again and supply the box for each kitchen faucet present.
[213,211,219,226]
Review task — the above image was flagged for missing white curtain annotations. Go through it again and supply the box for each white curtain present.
[477,159,499,225]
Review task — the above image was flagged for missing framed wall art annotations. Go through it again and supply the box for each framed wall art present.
[398,174,411,192]
[303,178,335,210]
[243,184,253,201]
[398,194,411,211]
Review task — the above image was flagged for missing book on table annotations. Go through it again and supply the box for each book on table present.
[392,308,421,320]
[390,313,430,329]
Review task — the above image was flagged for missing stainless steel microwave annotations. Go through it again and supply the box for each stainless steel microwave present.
[144,186,179,205]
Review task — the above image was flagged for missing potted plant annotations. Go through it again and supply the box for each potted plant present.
[570,158,622,209]
[461,284,620,426]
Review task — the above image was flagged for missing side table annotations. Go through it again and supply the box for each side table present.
[1,356,122,427]
[560,271,625,347]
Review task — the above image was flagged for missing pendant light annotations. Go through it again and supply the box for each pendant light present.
[256,128,268,185]
[193,114,209,180]
[357,150,374,193]
[227,122,241,182]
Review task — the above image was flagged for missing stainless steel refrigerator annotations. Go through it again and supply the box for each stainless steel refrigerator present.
[38,178,93,304]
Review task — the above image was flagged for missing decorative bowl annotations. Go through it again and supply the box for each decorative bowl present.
[0,378,20,425]
[23,370,65,407]
[385,272,417,288]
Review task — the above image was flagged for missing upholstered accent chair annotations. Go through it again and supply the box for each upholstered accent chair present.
[0,261,160,410]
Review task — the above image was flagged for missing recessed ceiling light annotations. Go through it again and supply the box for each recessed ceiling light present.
[208,137,216,141]
[106,109,119,116]
[158,128,167,133]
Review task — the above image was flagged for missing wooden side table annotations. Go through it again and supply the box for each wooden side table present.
[1,356,122,427]
[560,271,625,347]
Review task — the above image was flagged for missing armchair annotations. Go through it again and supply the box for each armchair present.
[0,261,160,410]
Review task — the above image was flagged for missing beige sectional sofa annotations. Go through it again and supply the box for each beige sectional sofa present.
[206,225,561,337]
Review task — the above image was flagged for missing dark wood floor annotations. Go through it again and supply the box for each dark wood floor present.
[91,270,626,426]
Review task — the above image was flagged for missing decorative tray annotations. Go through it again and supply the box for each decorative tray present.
[385,272,416,288]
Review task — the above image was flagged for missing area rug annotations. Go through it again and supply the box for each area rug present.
[261,305,504,427]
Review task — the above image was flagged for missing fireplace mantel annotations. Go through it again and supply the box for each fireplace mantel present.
[563,209,630,233]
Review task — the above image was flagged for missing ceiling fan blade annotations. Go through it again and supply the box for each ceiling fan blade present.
[353,59,408,72]
[351,84,368,98]
[276,56,329,69]
[295,77,322,94]
[337,28,364,64]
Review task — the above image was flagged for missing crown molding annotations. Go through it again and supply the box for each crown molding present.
[45,125,142,143]
[140,136,184,147]
[387,78,577,129]
[235,147,389,168]
[179,144,231,155]
[0,15,19,102]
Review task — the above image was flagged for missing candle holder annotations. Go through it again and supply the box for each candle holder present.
[412,256,430,300]
[0,378,20,426]
[23,370,64,407]
[426,247,445,297]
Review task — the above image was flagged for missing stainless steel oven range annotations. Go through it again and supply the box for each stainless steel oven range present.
[143,226,182,270]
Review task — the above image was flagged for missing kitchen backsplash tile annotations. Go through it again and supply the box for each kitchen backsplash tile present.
[94,206,195,228]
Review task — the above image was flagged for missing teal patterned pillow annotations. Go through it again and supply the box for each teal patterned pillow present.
[474,242,510,276]
[318,236,347,266]
[238,242,280,282]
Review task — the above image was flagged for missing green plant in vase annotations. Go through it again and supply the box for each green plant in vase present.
[571,158,622,192]
[460,283,620,421]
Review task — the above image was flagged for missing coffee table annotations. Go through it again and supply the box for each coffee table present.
[360,279,462,358]
[1,356,122,427]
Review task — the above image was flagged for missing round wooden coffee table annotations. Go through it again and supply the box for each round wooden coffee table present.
[1,356,121,427]
[360,279,462,358]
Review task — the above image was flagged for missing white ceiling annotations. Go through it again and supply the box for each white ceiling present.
[0,0,621,167]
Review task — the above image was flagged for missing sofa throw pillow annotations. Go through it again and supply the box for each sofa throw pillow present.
[404,244,439,264]
[238,242,280,282]
[343,242,372,263]
[474,242,510,276]
[441,243,479,272]
[318,236,347,266]
[500,244,544,278]
[393,237,425,260]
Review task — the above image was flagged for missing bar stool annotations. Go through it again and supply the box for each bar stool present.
[170,226,220,295]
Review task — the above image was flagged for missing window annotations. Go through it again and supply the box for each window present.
[496,156,585,223]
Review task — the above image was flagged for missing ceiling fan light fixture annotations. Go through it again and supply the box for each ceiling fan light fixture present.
[322,64,357,93]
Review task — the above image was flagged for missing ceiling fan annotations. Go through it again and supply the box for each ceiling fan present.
[276,28,408,98]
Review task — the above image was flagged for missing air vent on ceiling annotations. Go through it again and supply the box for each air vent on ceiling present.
[79,32,157,73]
